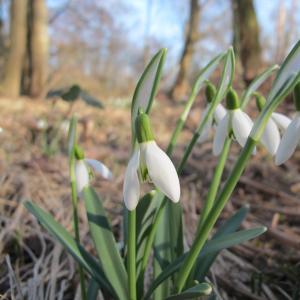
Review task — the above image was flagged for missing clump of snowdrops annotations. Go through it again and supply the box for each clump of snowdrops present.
[26,41,300,300]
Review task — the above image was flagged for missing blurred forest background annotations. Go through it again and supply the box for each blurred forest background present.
[1,1,300,299]
[0,0,299,100]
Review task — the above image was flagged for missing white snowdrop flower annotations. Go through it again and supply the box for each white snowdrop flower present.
[275,82,300,165]
[74,146,112,195]
[123,111,180,211]
[198,83,226,143]
[255,94,282,156]
[213,88,254,156]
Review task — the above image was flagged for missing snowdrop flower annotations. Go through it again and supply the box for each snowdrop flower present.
[198,82,226,143]
[123,110,180,211]
[255,94,292,156]
[275,82,300,165]
[74,146,112,194]
[213,88,254,156]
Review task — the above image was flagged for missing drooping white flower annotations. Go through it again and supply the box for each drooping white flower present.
[275,112,300,165]
[213,89,254,156]
[74,146,112,194]
[275,82,300,165]
[198,104,227,143]
[123,111,180,211]
[198,82,227,143]
[255,93,290,156]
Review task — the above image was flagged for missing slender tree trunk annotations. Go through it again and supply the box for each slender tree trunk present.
[23,0,49,98]
[170,0,201,101]
[1,0,28,97]
[231,0,262,85]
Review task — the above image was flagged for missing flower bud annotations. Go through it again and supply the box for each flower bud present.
[135,109,154,143]
[254,93,266,111]
[205,82,216,103]
[74,145,85,160]
[226,88,239,110]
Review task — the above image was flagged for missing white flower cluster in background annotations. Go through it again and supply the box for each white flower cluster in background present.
[198,82,300,165]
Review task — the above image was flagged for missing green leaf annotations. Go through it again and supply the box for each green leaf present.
[61,84,81,102]
[87,279,100,300]
[240,65,279,109]
[67,116,77,155]
[136,191,163,298]
[80,91,104,109]
[268,40,300,102]
[165,283,212,299]
[83,187,128,300]
[24,201,115,298]
[194,205,250,281]
[215,47,235,101]
[144,226,266,299]
[190,53,225,100]
[131,48,166,141]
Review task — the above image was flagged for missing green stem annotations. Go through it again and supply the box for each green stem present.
[69,153,87,300]
[140,87,199,277]
[128,210,137,300]
[166,89,198,155]
[175,138,256,292]
[197,138,231,234]
[140,199,166,276]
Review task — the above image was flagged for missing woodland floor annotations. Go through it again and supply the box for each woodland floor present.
[0,93,299,300]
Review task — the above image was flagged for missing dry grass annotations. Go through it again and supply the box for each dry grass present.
[0,95,299,299]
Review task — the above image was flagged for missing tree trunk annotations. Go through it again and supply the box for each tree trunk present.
[1,0,28,97]
[231,0,262,85]
[23,0,49,98]
[170,0,201,101]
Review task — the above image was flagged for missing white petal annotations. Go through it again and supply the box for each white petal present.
[198,108,212,143]
[261,119,280,156]
[232,109,253,148]
[198,125,211,143]
[275,115,300,165]
[123,150,140,210]
[85,158,112,180]
[214,104,227,124]
[75,160,89,195]
[213,113,229,156]
[271,112,292,131]
[142,141,180,203]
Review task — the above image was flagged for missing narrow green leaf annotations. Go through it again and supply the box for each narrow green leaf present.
[241,65,279,108]
[144,226,266,299]
[131,48,166,141]
[194,205,250,281]
[268,40,300,102]
[67,116,77,155]
[87,279,100,300]
[83,187,128,300]
[165,283,212,300]
[190,53,225,100]
[24,201,115,298]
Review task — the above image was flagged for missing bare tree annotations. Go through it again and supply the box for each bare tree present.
[1,0,28,97]
[231,0,262,85]
[23,0,49,97]
[170,0,201,101]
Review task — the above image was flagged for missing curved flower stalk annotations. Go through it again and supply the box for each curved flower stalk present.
[213,88,254,156]
[74,146,112,194]
[275,82,300,165]
[123,110,180,210]
[198,82,226,143]
[255,93,291,156]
